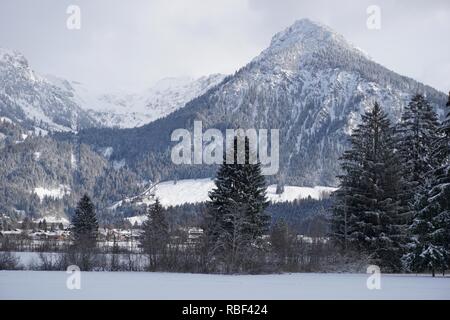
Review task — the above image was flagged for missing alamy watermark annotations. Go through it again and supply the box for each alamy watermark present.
[366,265,381,290]
[171,121,279,175]
[366,5,381,30]
[66,265,81,290]
[66,5,81,30]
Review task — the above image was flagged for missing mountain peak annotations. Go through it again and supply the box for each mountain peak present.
[269,19,345,49]
[0,47,30,68]
[251,19,366,74]
[0,47,41,85]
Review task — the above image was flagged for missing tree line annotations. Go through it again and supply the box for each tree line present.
[5,92,447,275]
[30,135,331,273]
[332,93,450,276]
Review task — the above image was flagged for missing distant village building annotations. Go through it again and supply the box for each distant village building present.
[187,227,203,244]
[296,234,329,244]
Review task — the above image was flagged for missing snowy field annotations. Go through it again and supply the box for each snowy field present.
[123,178,336,225]
[31,178,337,226]
[154,179,336,207]
[1,271,449,300]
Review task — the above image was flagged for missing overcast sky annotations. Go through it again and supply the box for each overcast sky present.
[0,0,449,93]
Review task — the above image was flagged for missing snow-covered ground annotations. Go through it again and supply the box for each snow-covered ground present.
[153,179,335,206]
[0,271,448,300]
[121,178,336,225]
[119,178,336,224]
[32,216,70,225]
[0,116,13,124]
[33,185,71,201]
[155,178,215,206]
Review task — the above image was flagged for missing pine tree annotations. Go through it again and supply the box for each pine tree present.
[404,92,450,276]
[206,136,270,273]
[140,198,169,270]
[72,194,98,249]
[332,102,408,271]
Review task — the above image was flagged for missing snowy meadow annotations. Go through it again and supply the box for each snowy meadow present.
[1,271,449,300]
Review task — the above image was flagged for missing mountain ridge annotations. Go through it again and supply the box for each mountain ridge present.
[46,73,226,128]
[68,18,448,187]
[0,47,226,131]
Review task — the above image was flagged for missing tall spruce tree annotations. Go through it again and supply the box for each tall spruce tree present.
[396,94,441,219]
[403,92,450,276]
[206,136,270,273]
[332,102,408,271]
[72,194,98,249]
[140,198,169,270]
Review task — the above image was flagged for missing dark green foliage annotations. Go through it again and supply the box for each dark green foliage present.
[206,136,270,273]
[404,92,450,276]
[140,198,169,270]
[72,194,98,249]
[332,102,408,271]
[396,94,441,219]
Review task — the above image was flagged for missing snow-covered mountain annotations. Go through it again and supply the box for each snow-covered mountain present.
[0,115,143,222]
[2,19,448,188]
[73,19,448,186]
[0,47,226,130]
[0,48,98,132]
[59,74,226,128]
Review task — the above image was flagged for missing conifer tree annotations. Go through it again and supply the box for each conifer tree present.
[140,198,169,270]
[396,94,441,219]
[72,194,98,249]
[404,92,450,276]
[206,136,270,272]
[332,102,408,271]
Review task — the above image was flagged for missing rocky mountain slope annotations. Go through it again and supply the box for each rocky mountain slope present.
[71,19,448,186]
[0,48,98,132]
[0,118,142,223]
